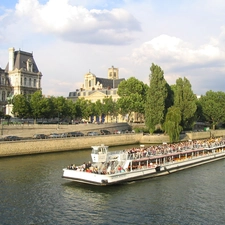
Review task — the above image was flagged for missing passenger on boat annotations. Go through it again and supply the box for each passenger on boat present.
[86,161,92,169]
[82,162,86,171]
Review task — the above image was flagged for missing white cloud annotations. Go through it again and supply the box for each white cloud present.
[15,0,141,44]
[1,0,225,97]
[131,34,225,70]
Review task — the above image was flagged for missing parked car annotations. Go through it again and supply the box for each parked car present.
[33,134,48,139]
[100,129,111,135]
[49,133,61,138]
[60,133,72,138]
[113,129,129,134]
[4,136,21,141]
[68,132,84,137]
[87,131,100,136]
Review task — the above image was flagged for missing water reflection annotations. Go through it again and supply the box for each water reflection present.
[0,146,225,225]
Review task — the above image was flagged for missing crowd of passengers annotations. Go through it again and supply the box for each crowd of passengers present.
[67,137,225,173]
[125,137,225,159]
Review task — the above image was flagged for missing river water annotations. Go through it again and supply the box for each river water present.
[1,145,225,225]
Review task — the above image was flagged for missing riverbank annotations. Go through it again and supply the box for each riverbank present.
[1,127,225,157]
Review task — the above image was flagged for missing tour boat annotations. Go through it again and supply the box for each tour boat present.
[62,138,225,186]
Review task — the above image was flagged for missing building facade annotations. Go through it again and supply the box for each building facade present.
[0,47,42,115]
[0,68,12,114]
[68,66,123,103]
[68,66,127,122]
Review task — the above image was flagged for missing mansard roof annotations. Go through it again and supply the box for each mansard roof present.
[5,50,39,72]
[96,77,125,88]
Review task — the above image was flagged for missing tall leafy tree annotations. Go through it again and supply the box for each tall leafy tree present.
[75,98,92,121]
[94,100,104,122]
[117,77,148,122]
[67,99,76,121]
[12,94,31,118]
[145,63,168,134]
[103,96,116,122]
[29,91,43,122]
[164,106,182,143]
[173,77,197,130]
[198,91,225,129]
[39,97,55,120]
[52,96,71,120]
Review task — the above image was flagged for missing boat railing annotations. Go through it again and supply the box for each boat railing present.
[125,141,225,161]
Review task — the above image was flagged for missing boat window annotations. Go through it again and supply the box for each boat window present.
[92,149,98,154]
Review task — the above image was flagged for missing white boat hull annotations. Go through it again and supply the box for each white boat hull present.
[62,151,225,186]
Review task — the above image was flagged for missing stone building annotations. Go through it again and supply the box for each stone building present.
[68,66,126,122]
[0,47,42,115]
[0,67,12,114]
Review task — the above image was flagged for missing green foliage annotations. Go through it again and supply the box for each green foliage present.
[29,90,43,121]
[164,106,183,143]
[173,77,197,129]
[103,96,117,122]
[198,91,225,129]
[145,63,168,134]
[117,77,148,122]
[12,94,31,118]
[94,100,103,117]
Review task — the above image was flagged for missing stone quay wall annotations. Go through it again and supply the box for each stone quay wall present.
[0,122,225,158]
[0,133,142,157]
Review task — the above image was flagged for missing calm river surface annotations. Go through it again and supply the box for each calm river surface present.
[1,144,225,225]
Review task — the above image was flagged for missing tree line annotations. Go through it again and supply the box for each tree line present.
[4,63,225,142]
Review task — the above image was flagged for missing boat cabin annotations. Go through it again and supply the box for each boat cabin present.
[91,145,109,163]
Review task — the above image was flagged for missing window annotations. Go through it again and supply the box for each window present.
[21,77,23,85]
[29,78,31,86]
[27,59,33,72]
[89,80,91,87]
[2,91,5,101]
[34,79,36,87]
[24,78,27,86]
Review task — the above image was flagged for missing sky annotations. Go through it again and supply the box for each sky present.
[0,0,225,97]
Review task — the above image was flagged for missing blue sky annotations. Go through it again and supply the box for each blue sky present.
[1,0,225,97]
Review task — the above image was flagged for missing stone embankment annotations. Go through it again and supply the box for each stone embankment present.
[0,122,225,158]
[0,122,131,138]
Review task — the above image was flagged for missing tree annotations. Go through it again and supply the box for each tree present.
[29,91,43,123]
[117,77,148,122]
[145,63,168,133]
[103,96,117,122]
[39,97,55,120]
[198,91,225,129]
[94,100,104,122]
[12,94,30,118]
[75,98,92,121]
[173,77,197,130]
[164,106,182,143]
[52,96,71,121]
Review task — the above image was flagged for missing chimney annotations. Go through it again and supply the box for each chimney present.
[8,47,15,71]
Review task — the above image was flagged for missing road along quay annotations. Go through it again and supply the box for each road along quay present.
[1,130,225,158]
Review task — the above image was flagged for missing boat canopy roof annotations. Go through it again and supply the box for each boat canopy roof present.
[91,144,108,154]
